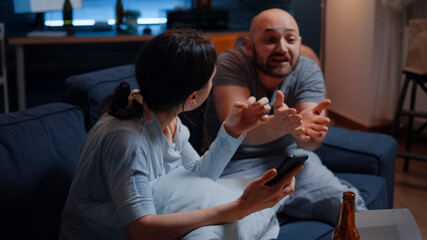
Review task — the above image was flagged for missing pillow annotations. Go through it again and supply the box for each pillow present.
[150,166,281,240]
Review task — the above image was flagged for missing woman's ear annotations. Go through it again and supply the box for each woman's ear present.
[185,91,198,109]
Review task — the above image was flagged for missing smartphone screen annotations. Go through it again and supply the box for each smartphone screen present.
[265,154,308,186]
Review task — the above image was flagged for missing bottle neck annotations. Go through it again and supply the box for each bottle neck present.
[338,193,356,227]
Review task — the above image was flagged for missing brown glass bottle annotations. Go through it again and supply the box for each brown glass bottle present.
[116,0,123,30]
[332,191,360,240]
[63,0,73,26]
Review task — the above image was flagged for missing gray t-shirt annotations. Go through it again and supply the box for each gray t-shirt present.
[205,46,325,160]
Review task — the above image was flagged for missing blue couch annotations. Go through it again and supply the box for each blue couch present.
[0,64,397,239]
[0,103,86,239]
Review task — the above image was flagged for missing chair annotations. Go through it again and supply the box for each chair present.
[301,44,322,70]
[391,71,427,171]
[391,19,427,171]
[0,23,9,113]
[208,34,238,53]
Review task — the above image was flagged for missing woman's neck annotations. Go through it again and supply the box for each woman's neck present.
[152,109,178,131]
[153,109,178,144]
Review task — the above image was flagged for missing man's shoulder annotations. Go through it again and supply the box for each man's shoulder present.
[218,46,248,60]
[298,55,316,66]
[215,46,252,76]
[294,55,322,73]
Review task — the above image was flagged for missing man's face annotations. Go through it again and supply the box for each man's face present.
[250,26,301,78]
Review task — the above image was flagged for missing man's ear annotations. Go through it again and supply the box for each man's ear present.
[244,36,254,57]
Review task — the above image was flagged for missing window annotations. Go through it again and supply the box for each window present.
[44,0,191,26]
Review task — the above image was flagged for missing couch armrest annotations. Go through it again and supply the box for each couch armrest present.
[0,103,87,239]
[314,126,397,208]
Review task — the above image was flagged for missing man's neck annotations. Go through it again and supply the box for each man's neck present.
[256,69,285,98]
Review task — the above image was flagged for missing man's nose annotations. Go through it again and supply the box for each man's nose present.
[276,38,289,54]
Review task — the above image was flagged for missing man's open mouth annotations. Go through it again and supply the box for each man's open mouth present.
[270,55,290,64]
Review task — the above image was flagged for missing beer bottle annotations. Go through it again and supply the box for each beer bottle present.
[63,0,73,26]
[332,191,360,240]
[116,0,123,30]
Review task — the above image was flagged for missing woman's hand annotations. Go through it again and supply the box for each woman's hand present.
[223,96,271,138]
[236,165,303,218]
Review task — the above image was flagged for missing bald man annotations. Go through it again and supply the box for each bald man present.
[204,8,367,225]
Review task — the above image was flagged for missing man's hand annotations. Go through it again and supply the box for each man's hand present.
[294,100,331,141]
[268,90,303,136]
[223,96,271,138]
[290,100,331,150]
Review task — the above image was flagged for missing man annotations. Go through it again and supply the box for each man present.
[204,8,367,225]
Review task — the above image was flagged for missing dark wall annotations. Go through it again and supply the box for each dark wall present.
[0,0,320,112]
[212,0,294,30]
[294,0,321,55]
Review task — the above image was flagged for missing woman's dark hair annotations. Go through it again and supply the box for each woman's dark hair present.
[100,81,143,119]
[103,28,217,119]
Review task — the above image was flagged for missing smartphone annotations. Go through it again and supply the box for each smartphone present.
[265,154,308,186]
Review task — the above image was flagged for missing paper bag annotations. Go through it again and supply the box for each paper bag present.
[404,19,427,75]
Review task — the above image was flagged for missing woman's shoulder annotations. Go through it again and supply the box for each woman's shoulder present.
[97,113,143,130]
[175,116,190,141]
[88,114,147,144]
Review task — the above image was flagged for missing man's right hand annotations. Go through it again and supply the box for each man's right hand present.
[269,90,303,137]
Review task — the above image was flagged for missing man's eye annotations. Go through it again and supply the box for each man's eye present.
[265,37,276,43]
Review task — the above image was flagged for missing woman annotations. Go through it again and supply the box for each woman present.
[60,28,302,240]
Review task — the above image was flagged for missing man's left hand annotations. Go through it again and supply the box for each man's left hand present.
[294,99,331,142]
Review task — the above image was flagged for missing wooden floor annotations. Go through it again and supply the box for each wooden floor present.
[393,137,427,239]
[329,113,427,239]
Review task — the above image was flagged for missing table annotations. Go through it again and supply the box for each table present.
[8,28,248,110]
[355,208,422,240]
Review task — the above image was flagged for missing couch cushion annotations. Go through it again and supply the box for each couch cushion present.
[336,173,388,210]
[313,174,388,240]
[63,64,138,130]
[0,103,86,239]
[278,220,334,240]
[315,126,397,208]
[277,173,387,239]
[316,127,397,176]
